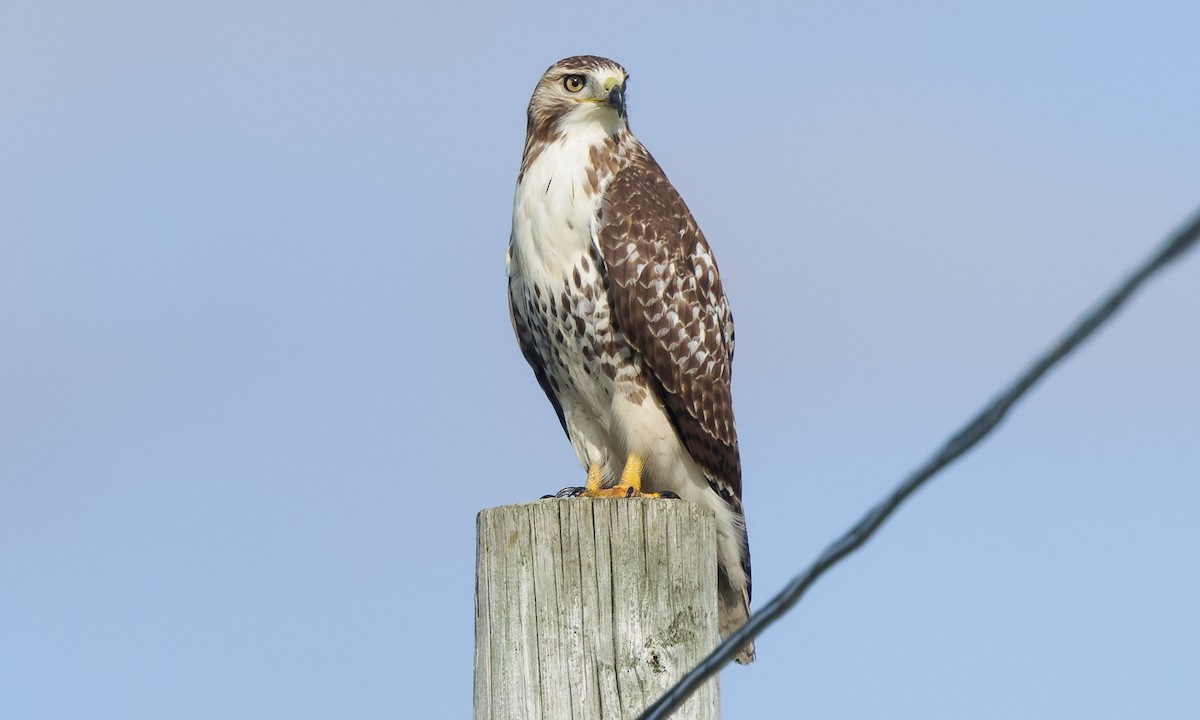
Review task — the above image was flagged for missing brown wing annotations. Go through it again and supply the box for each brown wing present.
[595,152,741,496]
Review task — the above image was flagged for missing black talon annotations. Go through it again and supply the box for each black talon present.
[659,490,680,499]
[544,486,586,499]
[625,486,636,498]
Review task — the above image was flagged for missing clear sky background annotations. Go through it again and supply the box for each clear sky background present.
[3,1,1198,718]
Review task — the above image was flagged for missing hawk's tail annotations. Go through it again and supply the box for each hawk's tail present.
[718,516,755,664]
[718,570,755,664]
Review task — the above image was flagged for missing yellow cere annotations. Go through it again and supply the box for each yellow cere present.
[575,77,622,105]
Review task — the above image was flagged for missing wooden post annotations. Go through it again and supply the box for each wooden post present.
[474,499,720,720]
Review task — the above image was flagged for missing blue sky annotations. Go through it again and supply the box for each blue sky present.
[2,1,1198,717]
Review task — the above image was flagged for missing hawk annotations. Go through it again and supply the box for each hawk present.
[506,56,754,664]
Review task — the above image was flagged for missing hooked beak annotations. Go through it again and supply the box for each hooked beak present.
[606,84,626,119]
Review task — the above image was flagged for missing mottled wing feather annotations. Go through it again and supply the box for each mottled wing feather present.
[596,155,741,496]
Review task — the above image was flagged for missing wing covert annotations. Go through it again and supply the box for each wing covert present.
[595,155,741,494]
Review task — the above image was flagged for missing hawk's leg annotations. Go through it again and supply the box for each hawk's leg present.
[541,463,602,498]
[543,456,679,500]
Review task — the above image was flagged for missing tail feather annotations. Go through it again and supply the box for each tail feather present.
[718,573,755,664]
[717,514,755,664]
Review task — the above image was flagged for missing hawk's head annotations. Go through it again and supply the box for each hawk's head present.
[525,56,629,144]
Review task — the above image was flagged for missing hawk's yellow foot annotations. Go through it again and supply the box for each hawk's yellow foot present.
[541,463,602,498]
[543,455,680,499]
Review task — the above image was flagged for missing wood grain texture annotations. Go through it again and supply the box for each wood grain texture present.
[475,499,719,720]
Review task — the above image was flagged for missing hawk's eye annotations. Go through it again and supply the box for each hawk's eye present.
[563,75,586,93]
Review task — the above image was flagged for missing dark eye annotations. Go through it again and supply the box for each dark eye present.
[563,75,586,93]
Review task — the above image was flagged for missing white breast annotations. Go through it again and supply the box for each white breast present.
[508,127,611,282]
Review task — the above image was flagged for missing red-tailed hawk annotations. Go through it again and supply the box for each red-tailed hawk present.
[506,55,754,664]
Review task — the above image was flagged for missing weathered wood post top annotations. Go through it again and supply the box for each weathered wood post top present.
[474,498,720,720]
